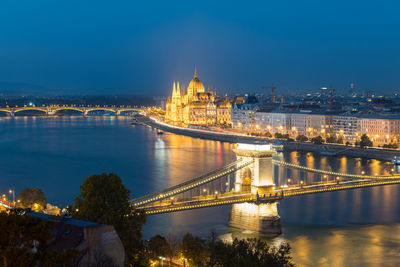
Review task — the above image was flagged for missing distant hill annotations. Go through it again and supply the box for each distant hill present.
[0,81,52,95]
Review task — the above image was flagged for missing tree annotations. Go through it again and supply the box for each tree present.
[325,136,337,143]
[265,131,272,138]
[359,134,373,148]
[0,209,78,266]
[296,135,308,142]
[206,238,294,267]
[73,173,146,265]
[383,143,399,149]
[311,136,324,145]
[274,132,283,139]
[179,233,205,266]
[19,188,47,212]
[147,235,170,260]
[166,233,179,266]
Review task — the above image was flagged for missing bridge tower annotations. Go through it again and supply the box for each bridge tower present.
[230,143,281,234]
[233,143,275,194]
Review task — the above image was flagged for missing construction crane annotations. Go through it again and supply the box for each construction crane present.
[262,84,276,103]
[328,86,335,111]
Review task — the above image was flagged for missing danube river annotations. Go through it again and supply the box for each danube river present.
[2,116,400,266]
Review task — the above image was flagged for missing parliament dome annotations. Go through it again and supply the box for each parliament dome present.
[187,66,205,93]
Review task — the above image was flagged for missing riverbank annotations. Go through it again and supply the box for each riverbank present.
[136,115,269,143]
[137,115,400,161]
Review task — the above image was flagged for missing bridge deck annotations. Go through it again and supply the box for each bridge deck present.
[282,177,400,198]
[138,177,400,215]
[139,193,254,215]
[131,159,254,207]
[272,159,400,180]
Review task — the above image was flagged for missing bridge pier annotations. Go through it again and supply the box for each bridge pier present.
[229,202,281,234]
[230,143,281,234]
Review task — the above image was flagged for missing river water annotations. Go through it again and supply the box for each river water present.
[1,116,400,266]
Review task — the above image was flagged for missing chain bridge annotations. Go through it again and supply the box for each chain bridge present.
[132,143,400,215]
[0,106,143,116]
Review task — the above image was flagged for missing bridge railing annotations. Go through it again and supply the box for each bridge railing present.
[138,191,287,215]
[139,193,256,214]
[282,177,400,198]
[272,159,400,180]
[140,191,247,207]
[131,159,254,207]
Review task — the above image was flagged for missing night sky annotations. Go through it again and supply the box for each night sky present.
[0,1,399,95]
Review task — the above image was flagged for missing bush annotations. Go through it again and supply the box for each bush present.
[383,143,399,149]
[296,135,308,142]
[311,136,324,145]
[325,136,337,143]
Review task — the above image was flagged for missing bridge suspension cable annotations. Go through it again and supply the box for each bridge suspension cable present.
[283,177,400,198]
[131,159,254,207]
[272,159,400,180]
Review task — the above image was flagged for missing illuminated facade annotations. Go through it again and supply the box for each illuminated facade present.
[165,67,231,125]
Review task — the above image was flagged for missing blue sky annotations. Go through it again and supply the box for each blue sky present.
[0,0,399,95]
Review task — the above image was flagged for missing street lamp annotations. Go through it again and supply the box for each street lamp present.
[159,256,166,267]
[9,189,15,205]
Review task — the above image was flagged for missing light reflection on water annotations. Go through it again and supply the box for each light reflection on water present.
[1,117,400,266]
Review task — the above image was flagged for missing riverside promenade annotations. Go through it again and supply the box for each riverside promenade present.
[136,115,400,161]
[136,115,268,143]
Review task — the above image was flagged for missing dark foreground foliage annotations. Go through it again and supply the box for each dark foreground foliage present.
[146,232,295,267]
[0,209,78,267]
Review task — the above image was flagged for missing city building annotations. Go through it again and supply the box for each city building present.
[165,67,231,126]
[332,115,358,142]
[232,104,259,131]
[306,113,333,138]
[358,114,400,145]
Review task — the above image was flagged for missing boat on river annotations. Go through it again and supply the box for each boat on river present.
[392,156,400,165]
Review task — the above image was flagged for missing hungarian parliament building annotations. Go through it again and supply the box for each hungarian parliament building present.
[165,67,232,126]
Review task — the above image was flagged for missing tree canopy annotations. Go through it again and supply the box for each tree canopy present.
[19,188,47,212]
[311,136,324,144]
[296,135,308,142]
[209,238,294,267]
[174,232,295,267]
[73,173,146,265]
[147,235,170,260]
[360,134,373,148]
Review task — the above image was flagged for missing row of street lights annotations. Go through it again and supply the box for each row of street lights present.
[1,189,19,207]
